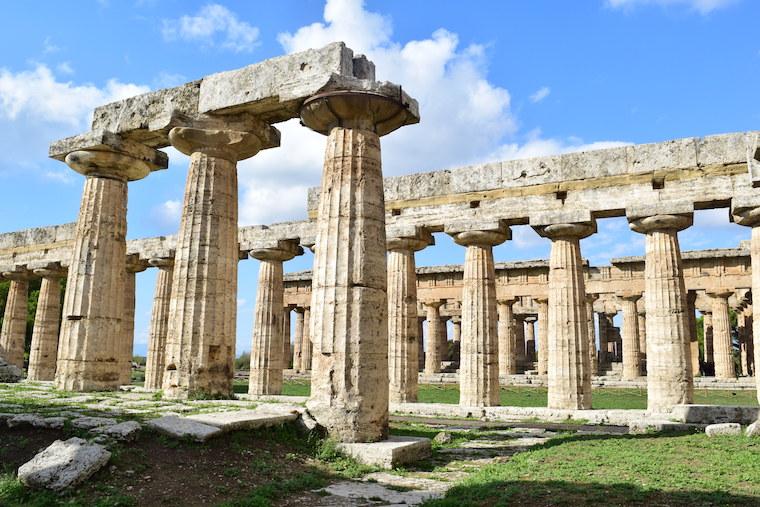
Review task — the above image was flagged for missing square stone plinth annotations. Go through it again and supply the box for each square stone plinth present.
[186,409,298,432]
[336,436,432,469]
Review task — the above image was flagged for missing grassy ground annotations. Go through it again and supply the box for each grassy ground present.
[423,432,760,506]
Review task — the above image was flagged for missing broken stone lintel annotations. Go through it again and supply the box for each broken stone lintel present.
[48,130,168,172]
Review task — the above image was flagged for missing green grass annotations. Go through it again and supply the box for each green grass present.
[424,432,760,506]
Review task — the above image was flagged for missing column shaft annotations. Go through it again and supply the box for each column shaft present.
[119,270,137,386]
[537,300,549,375]
[387,247,420,403]
[300,308,312,372]
[424,304,444,374]
[249,259,285,395]
[28,276,62,381]
[144,264,173,390]
[293,310,305,373]
[711,294,735,380]
[621,297,641,380]
[283,309,291,370]
[0,278,29,370]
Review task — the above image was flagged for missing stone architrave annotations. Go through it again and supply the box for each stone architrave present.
[585,294,599,374]
[619,293,642,380]
[497,299,518,376]
[731,201,760,401]
[27,265,66,381]
[248,240,302,395]
[301,87,419,443]
[144,257,174,390]
[534,220,594,410]
[702,312,714,365]
[162,116,280,399]
[292,308,305,373]
[448,222,510,407]
[629,211,694,412]
[709,290,735,380]
[422,301,445,374]
[686,291,700,377]
[55,140,167,392]
[386,228,433,403]
[120,255,148,386]
[535,297,549,375]
[451,316,462,364]
[0,269,31,370]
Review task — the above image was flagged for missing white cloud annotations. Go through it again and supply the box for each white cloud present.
[42,37,59,55]
[56,62,74,75]
[162,4,260,53]
[42,170,75,184]
[605,0,737,14]
[530,86,551,103]
[155,199,182,226]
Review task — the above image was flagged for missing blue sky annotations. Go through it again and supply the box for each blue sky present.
[0,0,757,355]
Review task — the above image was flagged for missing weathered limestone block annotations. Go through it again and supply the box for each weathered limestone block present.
[497,298,518,376]
[56,143,165,392]
[27,265,66,381]
[120,255,148,386]
[709,290,736,380]
[629,212,694,413]
[335,436,432,469]
[534,220,594,410]
[423,301,445,375]
[144,257,174,390]
[0,357,22,382]
[147,415,221,442]
[448,223,510,407]
[93,420,142,441]
[162,117,280,399]
[747,420,760,437]
[302,88,418,443]
[0,269,31,369]
[248,240,302,395]
[705,423,742,437]
[387,228,433,403]
[535,297,549,375]
[619,293,642,380]
[17,438,110,492]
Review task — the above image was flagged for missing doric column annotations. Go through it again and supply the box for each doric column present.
[300,307,312,372]
[686,291,699,377]
[144,256,174,390]
[283,306,293,370]
[514,315,526,371]
[292,308,305,373]
[638,309,647,358]
[300,86,419,443]
[597,311,609,372]
[451,316,462,364]
[120,255,148,386]
[439,315,451,362]
[448,223,509,407]
[534,220,595,410]
[417,316,425,371]
[423,301,445,374]
[731,202,760,399]
[27,264,66,381]
[585,294,598,375]
[248,240,302,395]
[0,268,31,370]
[702,311,714,366]
[535,297,549,375]
[619,293,642,380]
[746,310,755,376]
[629,211,693,412]
[709,290,735,380]
[605,312,619,362]
[524,316,537,364]
[162,117,279,399]
[497,299,518,376]
[55,140,166,391]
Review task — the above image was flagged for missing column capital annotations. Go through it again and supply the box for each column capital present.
[617,292,642,302]
[300,89,419,137]
[422,300,445,310]
[249,239,303,262]
[446,221,510,247]
[524,315,538,323]
[707,289,733,299]
[628,213,693,234]
[148,256,175,269]
[1,266,31,281]
[168,113,280,162]
[534,221,596,240]
[731,195,760,227]
[586,293,599,303]
[497,297,518,307]
[126,254,149,274]
[386,226,434,252]
[534,296,549,305]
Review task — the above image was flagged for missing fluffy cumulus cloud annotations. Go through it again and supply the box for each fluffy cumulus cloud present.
[605,0,738,14]
[0,63,148,174]
[162,3,260,52]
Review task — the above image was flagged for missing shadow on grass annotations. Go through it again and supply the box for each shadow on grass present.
[423,479,760,507]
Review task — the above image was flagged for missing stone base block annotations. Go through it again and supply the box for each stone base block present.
[147,415,221,442]
[705,423,742,436]
[186,409,298,433]
[670,404,760,425]
[17,437,111,491]
[336,436,432,469]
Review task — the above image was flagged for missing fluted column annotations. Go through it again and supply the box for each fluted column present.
[120,257,148,386]
[249,242,302,395]
[293,308,305,372]
[703,312,714,366]
[746,311,755,376]
[597,311,609,373]
[619,293,642,380]
[451,316,462,364]
[497,299,517,376]
[423,301,445,374]
[535,298,549,375]
[28,265,66,381]
[524,316,537,365]
[686,291,699,377]
[629,213,693,412]
[605,312,619,362]
[514,315,526,371]
[449,224,509,407]
[301,89,418,443]
[534,222,594,410]
[0,270,31,370]
[162,119,278,399]
[638,309,647,357]
[56,145,164,391]
[417,317,425,371]
[709,290,735,380]
[585,294,598,375]
[300,307,312,372]
[283,307,293,370]
[144,257,174,390]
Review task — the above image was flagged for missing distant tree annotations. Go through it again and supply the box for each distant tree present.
[235,352,251,371]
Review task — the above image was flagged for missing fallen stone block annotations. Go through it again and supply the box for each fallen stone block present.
[92,421,142,441]
[71,416,118,430]
[745,421,760,438]
[0,357,22,382]
[628,420,698,435]
[336,436,432,469]
[705,423,742,437]
[147,415,221,442]
[186,409,297,433]
[296,410,319,434]
[17,437,111,491]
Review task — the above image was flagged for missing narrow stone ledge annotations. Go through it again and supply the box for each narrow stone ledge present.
[336,436,432,469]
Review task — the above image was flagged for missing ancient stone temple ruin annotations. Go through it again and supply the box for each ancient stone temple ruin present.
[1,43,760,463]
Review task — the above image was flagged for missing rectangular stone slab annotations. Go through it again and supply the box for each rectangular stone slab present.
[185,409,298,432]
[17,437,111,492]
[336,436,432,469]
[146,415,222,442]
